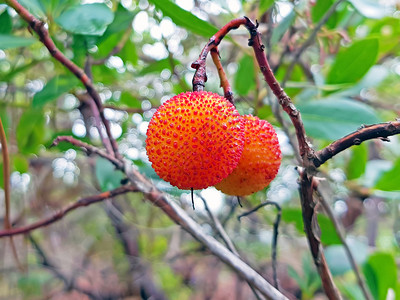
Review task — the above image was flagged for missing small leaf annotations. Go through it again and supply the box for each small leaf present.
[363,252,397,300]
[311,0,336,28]
[119,91,141,108]
[95,157,124,191]
[56,3,114,36]
[259,0,274,16]
[0,10,12,34]
[148,0,217,37]
[325,238,368,275]
[271,10,296,45]
[346,143,368,180]
[297,98,381,140]
[234,54,255,96]
[281,207,340,245]
[13,155,29,174]
[32,75,78,107]
[0,34,36,50]
[375,158,400,191]
[16,108,45,155]
[18,0,46,19]
[98,3,136,43]
[327,38,379,85]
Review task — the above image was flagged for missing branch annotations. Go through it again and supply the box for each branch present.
[124,161,287,300]
[313,121,400,167]
[105,200,167,299]
[51,136,123,169]
[0,117,11,231]
[317,186,372,300]
[5,0,120,158]
[0,116,24,270]
[210,47,234,104]
[0,185,137,237]
[243,18,313,160]
[191,18,248,91]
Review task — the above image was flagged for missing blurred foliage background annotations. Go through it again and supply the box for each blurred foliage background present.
[1,0,400,299]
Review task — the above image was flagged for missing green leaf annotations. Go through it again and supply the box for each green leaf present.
[363,252,397,300]
[297,98,381,140]
[139,57,180,75]
[259,0,274,16]
[95,157,124,191]
[56,3,114,36]
[98,4,136,43]
[18,0,46,19]
[281,207,340,245]
[375,158,400,191]
[327,38,379,85]
[271,10,296,45]
[32,75,78,107]
[234,54,255,96]
[119,91,141,108]
[346,143,368,180]
[16,108,45,155]
[13,155,29,174]
[325,238,368,275]
[0,34,36,50]
[0,10,12,34]
[311,0,336,29]
[148,0,218,37]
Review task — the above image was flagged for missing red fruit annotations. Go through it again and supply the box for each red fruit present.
[215,115,281,196]
[145,91,245,190]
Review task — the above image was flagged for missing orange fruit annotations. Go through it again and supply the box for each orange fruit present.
[215,115,281,196]
[146,91,245,190]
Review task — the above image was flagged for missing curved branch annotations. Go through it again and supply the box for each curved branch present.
[313,121,400,167]
[0,185,137,237]
[210,47,234,104]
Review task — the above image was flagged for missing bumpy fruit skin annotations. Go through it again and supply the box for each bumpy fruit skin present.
[215,115,281,196]
[146,91,245,190]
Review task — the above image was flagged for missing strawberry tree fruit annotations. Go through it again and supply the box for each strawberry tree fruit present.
[146,91,245,190]
[215,115,281,196]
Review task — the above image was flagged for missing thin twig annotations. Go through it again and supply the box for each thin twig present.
[0,117,24,270]
[313,121,400,167]
[282,0,347,87]
[105,200,167,299]
[200,195,239,255]
[0,117,11,232]
[0,185,137,237]
[316,186,373,300]
[238,201,282,290]
[51,136,124,169]
[210,47,234,104]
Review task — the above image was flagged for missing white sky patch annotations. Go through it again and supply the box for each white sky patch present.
[150,24,162,40]
[275,1,293,22]
[200,187,224,214]
[72,120,86,137]
[227,0,241,13]
[142,42,168,60]
[133,11,149,33]
[159,18,176,37]
[176,0,194,11]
